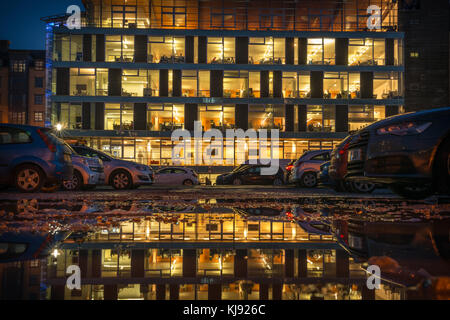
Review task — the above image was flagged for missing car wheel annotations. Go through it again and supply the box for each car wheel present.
[273,178,283,186]
[41,182,60,193]
[111,170,132,190]
[435,138,450,195]
[15,165,44,193]
[63,170,83,191]
[301,172,317,188]
[351,181,376,193]
[389,184,434,200]
[233,178,242,186]
[183,179,194,186]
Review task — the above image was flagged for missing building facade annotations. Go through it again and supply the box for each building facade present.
[398,0,450,112]
[44,0,405,173]
[0,40,46,126]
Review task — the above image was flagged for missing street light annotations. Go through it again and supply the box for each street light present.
[56,123,62,131]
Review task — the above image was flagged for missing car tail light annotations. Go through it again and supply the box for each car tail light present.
[286,165,293,171]
[339,142,350,155]
[37,129,56,152]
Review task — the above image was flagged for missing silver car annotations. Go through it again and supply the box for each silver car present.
[154,167,199,186]
[71,145,154,190]
[290,150,332,187]
[62,155,105,191]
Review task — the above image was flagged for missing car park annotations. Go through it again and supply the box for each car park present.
[289,150,332,187]
[62,154,105,191]
[346,107,450,199]
[71,144,154,190]
[215,164,285,186]
[154,167,199,186]
[0,124,73,193]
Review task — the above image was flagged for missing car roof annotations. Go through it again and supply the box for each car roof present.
[0,124,46,131]
[361,107,450,132]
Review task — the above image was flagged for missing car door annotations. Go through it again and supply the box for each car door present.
[0,127,32,184]
[172,168,187,184]
[155,168,173,184]
[245,166,262,184]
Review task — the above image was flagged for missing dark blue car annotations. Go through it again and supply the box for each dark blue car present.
[0,124,73,192]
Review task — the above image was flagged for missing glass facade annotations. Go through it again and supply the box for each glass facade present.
[46,0,404,170]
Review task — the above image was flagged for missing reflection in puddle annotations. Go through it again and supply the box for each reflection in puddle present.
[0,198,449,300]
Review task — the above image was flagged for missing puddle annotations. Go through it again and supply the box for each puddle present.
[0,198,449,300]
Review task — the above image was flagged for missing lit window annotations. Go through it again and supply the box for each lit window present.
[11,60,26,73]
[34,112,44,122]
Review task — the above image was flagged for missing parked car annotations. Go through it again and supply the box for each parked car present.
[0,124,73,193]
[346,107,450,199]
[216,164,284,186]
[154,167,199,186]
[62,153,105,191]
[289,150,332,187]
[328,136,376,193]
[70,144,154,190]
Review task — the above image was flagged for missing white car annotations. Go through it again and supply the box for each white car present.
[290,150,332,187]
[154,167,199,186]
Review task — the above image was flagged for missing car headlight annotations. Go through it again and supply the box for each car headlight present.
[376,122,432,136]
[135,165,148,171]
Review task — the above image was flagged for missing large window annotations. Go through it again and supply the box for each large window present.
[298,72,310,98]
[70,68,95,96]
[148,70,160,96]
[199,105,235,131]
[349,106,385,131]
[59,103,82,129]
[374,72,401,99]
[147,104,184,131]
[182,70,197,97]
[223,71,248,98]
[307,105,335,132]
[249,72,260,98]
[307,38,335,65]
[349,38,385,66]
[248,37,284,64]
[161,4,187,27]
[248,105,284,130]
[105,35,134,62]
[105,103,134,130]
[324,72,349,99]
[282,72,297,98]
[148,36,185,63]
[207,37,235,64]
[96,69,109,96]
[198,71,210,97]
[122,69,148,97]
[349,73,361,99]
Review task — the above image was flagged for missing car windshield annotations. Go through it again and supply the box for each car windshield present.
[232,165,249,172]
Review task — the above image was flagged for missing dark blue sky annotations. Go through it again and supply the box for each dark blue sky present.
[0,0,84,50]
